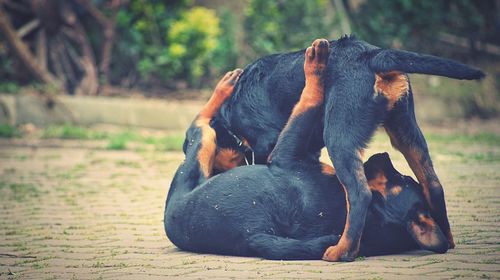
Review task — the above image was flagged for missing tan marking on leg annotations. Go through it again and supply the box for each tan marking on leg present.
[199,69,243,119]
[323,183,352,261]
[195,118,217,178]
[385,128,432,208]
[321,162,336,176]
[268,39,329,165]
[194,69,243,178]
[374,71,409,109]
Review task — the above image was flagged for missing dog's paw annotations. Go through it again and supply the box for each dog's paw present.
[214,68,243,99]
[322,243,356,262]
[304,38,329,78]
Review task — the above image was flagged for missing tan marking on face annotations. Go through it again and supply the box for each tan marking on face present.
[368,173,388,198]
[374,71,409,109]
[411,214,442,248]
[390,185,402,196]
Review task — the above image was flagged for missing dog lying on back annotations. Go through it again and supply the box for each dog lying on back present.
[164,39,448,260]
[212,35,484,260]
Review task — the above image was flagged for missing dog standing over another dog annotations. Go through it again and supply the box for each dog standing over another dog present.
[212,35,485,261]
[164,39,449,260]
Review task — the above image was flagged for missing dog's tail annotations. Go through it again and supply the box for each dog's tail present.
[369,49,485,80]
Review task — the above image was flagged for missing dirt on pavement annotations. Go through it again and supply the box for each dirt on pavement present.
[0,123,499,279]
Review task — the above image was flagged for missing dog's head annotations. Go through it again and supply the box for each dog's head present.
[362,153,448,255]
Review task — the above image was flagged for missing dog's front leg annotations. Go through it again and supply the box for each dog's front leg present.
[322,149,372,262]
[384,94,454,249]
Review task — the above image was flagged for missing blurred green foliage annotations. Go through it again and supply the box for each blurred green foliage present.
[112,0,223,87]
[42,124,107,140]
[350,0,489,52]
[244,0,332,57]
[0,0,498,118]
[211,9,239,75]
[0,124,19,138]
[38,124,184,151]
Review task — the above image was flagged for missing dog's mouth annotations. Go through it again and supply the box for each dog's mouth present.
[406,212,448,254]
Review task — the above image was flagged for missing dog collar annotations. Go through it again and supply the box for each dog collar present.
[210,119,255,165]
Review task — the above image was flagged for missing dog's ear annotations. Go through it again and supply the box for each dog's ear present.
[364,152,395,180]
[406,211,448,253]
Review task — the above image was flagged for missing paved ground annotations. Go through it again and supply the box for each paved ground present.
[0,125,499,279]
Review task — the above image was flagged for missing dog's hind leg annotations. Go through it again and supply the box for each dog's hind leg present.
[268,39,330,165]
[165,70,243,244]
[248,233,340,260]
[383,89,454,249]
[166,70,243,199]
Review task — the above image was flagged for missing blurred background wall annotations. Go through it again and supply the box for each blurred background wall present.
[0,0,499,120]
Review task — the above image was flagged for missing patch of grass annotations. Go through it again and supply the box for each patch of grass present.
[0,182,40,201]
[143,135,184,151]
[57,164,87,180]
[106,130,139,150]
[0,124,19,138]
[30,124,185,151]
[106,136,127,150]
[42,124,107,140]
[425,132,500,146]
[115,160,141,168]
[31,262,48,269]
[445,150,500,163]
[15,154,29,161]
[92,261,105,268]
[13,242,28,252]
[0,82,21,93]
[469,152,500,163]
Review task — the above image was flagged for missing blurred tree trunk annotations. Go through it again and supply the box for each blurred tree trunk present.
[75,0,126,86]
[331,0,351,35]
[0,5,58,86]
[0,0,124,95]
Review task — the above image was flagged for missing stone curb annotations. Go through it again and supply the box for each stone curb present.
[0,94,204,130]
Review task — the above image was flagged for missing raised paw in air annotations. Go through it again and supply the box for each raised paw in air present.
[214,68,243,99]
[304,39,330,79]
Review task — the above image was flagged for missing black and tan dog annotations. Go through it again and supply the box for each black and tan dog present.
[164,39,448,260]
[212,35,485,260]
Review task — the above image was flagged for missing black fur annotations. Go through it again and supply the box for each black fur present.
[165,137,447,259]
[214,36,483,253]
[164,39,449,258]
[217,35,484,163]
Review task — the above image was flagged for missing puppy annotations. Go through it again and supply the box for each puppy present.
[214,35,484,260]
[164,39,448,260]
